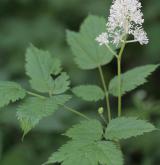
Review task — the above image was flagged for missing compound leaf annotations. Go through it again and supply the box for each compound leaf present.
[26,45,70,94]
[44,120,123,165]
[17,94,71,136]
[67,15,115,70]
[105,117,156,140]
[45,141,123,165]
[109,64,159,96]
[72,85,104,101]
[0,81,26,109]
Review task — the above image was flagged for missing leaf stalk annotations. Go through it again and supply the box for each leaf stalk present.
[27,90,89,120]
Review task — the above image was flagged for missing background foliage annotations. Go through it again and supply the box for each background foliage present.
[0,0,160,165]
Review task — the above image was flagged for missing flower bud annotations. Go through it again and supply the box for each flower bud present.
[98,107,104,114]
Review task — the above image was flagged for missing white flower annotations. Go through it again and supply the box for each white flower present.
[133,27,149,45]
[96,0,148,46]
[95,32,109,46]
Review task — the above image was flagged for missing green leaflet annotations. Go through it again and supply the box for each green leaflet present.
[72,85,105,102]
[67,15,115,70]
[25,45,70,94]
[97,141,123,165]
[53,72,70,94]
[44,120,123,165]
[109,64,159,96]
[45,141,95,165]
[53,94,72,105]
[17,95,71,136]
[65,119,103,141]
[0,81,26,109]
[45,141,123,165]
[105,117,156,141]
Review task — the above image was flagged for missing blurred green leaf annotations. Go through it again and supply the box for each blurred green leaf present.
[0,145,34,165]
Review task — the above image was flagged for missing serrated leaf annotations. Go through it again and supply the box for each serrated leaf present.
[0,81,26,109]
[54,94,72,105]
[44,141,92,165]
[50,58,62,75]
[72,85,104,101]
[97,141,123,165]
[65,120,103,141]
[44,120,123,165]
[109,64,159,96]
[53,72,70,94]
[105,117,156,140]
[26,45,70,94]
[17,95,71,135]
[67,15,115,70]
[45,141,123,165]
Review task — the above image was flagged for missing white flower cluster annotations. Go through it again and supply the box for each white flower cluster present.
[96,32,109,46]
[96,0,149,46]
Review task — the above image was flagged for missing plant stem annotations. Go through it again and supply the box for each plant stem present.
[99,113,107,125]
[125,39,138,44]
[98,66,111,122]
[63,105,90,120]
[27,91,46,99]
[27,91,89,120]
[105,44,118,58]
[117,58,122,117]
[117,42,126,117]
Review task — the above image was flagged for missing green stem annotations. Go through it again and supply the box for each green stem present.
[99,113,107,125]
[105,44,118,58]
[63,105,90,120]
[98,66,111,122]
[117,42,126,117]
[26,91,46,99]
[125,39,138,44]
[117,59,122,117]
[27,91,89,120]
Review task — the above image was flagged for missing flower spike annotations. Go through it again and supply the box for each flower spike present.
[96,0,149,46]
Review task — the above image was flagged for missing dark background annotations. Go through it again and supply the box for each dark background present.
[0,0,160,164]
